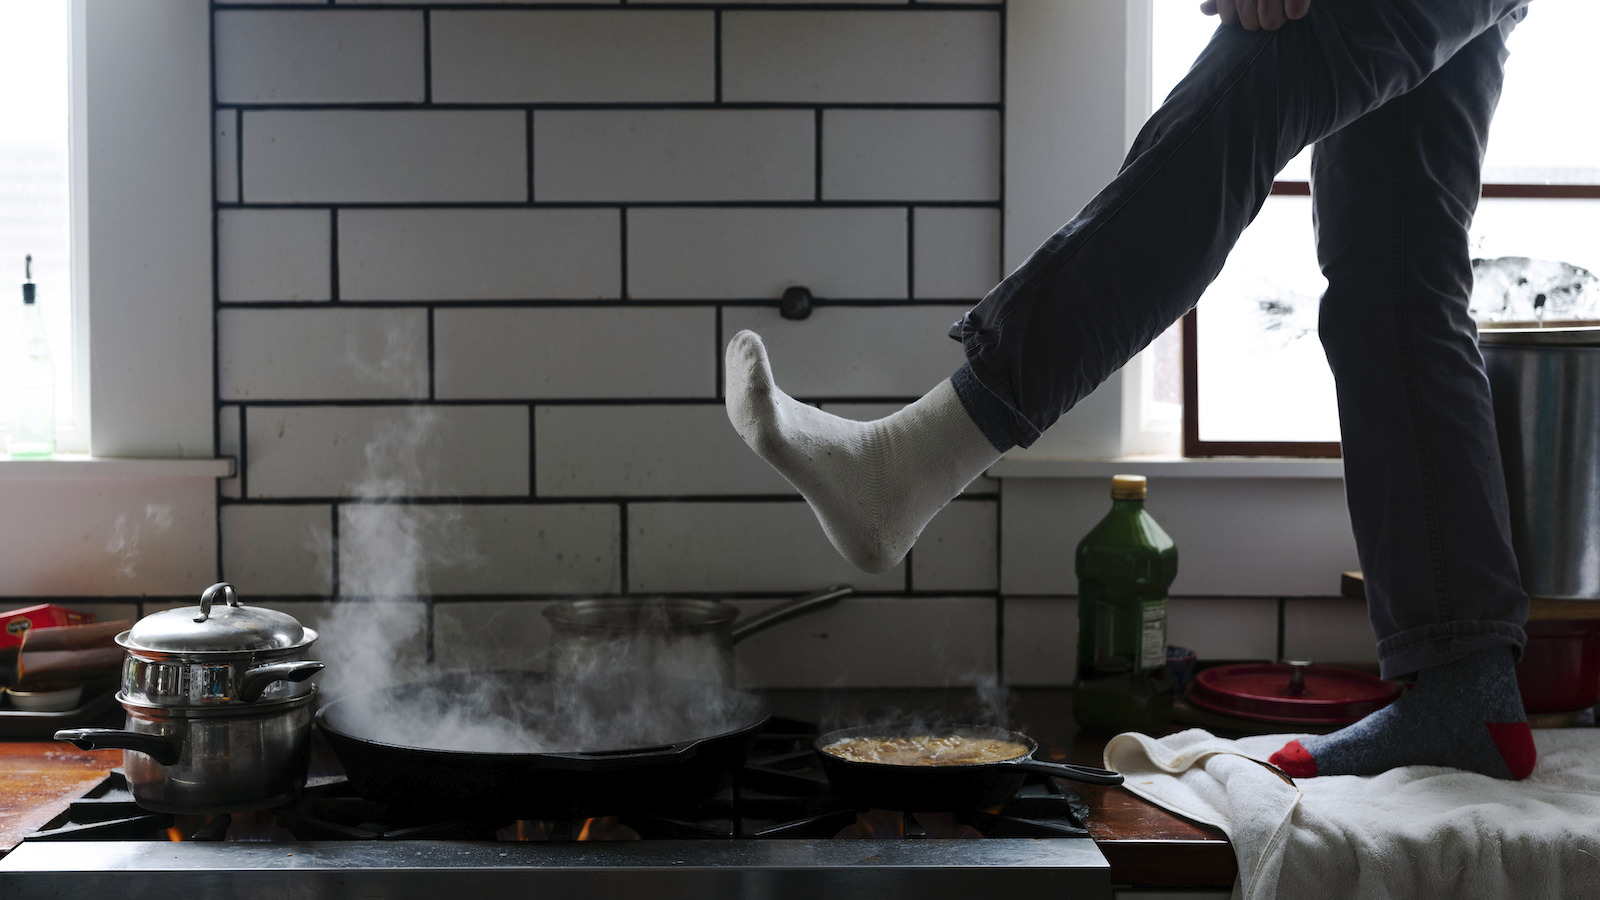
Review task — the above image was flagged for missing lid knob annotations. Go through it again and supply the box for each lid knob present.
[196,582,241,623]
[1285,659,1313,695]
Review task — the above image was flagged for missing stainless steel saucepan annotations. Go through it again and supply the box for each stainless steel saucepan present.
[55,583,325,814]
[542,585,851,686]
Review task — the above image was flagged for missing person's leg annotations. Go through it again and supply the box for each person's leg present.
[728,0,1528,574]
[1268,10,1534,780]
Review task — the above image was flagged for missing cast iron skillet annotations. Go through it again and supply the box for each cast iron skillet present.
[315,670,770,820]
[815,723,1124,812]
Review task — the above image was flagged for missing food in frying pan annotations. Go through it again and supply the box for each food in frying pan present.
[821,733,1029,766]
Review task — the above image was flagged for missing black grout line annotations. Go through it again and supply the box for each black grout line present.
[996,0,1006,277]
[217,200,1002,210]
[329,503,341,599]
[221,2,1005,8]
[528,404,537,497]
[618,207,628,300]
[218,492,998,507]
[210,5,224,583]
[1276,596,1287,662]
[618,502,630,597]
[424,598,436,664]
[216,298,979,310]
[329,208,340,302]
[226,395,949,408]
[213,101,1004,112]
[714,305,724,399]
[235,406,250,499]
[906,205,915,300]
[235,110,244,201]
[813,108,823,201]
[426,306,436,399]
[422,9,432,103]
[994,593,1005,687]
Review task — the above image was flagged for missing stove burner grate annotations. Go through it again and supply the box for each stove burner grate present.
[24,719,1090,844]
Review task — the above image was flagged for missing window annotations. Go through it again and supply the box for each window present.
[0,0,87,454]
[1152,0,1600,457]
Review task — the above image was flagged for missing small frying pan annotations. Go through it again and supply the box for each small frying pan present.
[815,723,1123,812]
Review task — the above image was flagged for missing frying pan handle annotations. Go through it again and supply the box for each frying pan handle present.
[1009,758,1125,786]
[55,728,183,766]
[541,738,700,765]
[731,585,852,643]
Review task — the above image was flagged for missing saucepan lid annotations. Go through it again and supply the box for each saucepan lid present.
[120,582,313,655]
[1186,660,1402,725]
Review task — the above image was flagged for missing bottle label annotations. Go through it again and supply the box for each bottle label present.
[1140,599,1167,671]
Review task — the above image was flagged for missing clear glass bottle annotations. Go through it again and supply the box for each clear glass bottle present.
[1072,474,1178,734]
[6,256,55,458]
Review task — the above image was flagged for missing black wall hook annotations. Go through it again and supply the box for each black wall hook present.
[780,286,813,320]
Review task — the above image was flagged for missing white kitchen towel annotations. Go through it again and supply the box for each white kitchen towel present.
[1103,727,1600,900]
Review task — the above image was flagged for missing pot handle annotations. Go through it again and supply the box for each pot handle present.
[731,585,852,643]
[55,728,183,766]
[238,660,326,703]
[1005,757,1125,786]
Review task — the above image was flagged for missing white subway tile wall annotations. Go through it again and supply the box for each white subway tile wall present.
[208,3,1304,689]
[338,208,621,301]
[533,110,815,203]
[217,209,331,303]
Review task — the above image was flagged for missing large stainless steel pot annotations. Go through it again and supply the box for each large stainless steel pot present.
[543,585,851,686]
[1481,324,1600,600]
[54,583,325,813]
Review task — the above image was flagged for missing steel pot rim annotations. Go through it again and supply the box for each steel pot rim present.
[118,690,317,719]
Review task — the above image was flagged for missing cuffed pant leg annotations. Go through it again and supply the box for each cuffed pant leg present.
[951,0,1530,449]
[1313,11,1530,681]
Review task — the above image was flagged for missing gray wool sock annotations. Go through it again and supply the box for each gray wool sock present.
[724,330,1003,574]
[1269,647,1536,780]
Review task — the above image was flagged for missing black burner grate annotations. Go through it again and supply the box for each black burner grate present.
[25,717,1090,843]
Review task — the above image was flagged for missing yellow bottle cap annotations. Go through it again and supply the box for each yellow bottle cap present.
[1111,474,1147,500]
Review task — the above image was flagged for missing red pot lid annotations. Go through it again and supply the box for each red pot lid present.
[1187,662,1403,725]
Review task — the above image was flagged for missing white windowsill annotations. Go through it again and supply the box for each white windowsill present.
[0,455,235,479]
[988,455,1344,480]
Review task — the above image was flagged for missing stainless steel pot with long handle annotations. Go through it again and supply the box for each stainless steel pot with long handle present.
[55,583,325,813]
[543,585,852,686]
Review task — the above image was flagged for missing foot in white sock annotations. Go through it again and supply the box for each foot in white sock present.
[724,329,1003,573]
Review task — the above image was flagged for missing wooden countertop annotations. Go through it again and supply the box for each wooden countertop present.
[0,741,122,851]
[1013,688,1238,890]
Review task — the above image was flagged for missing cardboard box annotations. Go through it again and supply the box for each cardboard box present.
[1,604,96,651]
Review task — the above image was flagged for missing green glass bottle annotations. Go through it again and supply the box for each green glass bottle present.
[1072,474,1178,734]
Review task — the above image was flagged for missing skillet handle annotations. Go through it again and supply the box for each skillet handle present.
[731,585,852,643]
[1008,758,1125,786]
[541,738,699,766]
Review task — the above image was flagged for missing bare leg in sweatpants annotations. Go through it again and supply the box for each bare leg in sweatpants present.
[727,0,1536,777]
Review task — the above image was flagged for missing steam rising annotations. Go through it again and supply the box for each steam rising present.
[322,669,764,754]
[312,395,765,755]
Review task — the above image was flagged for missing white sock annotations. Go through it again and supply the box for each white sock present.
[724,330,1003,574]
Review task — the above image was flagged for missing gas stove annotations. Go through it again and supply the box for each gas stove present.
[0,717,1112,899]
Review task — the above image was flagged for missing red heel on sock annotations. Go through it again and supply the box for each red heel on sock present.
[1268,739,1318,777]
[1485,722,1536,780]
